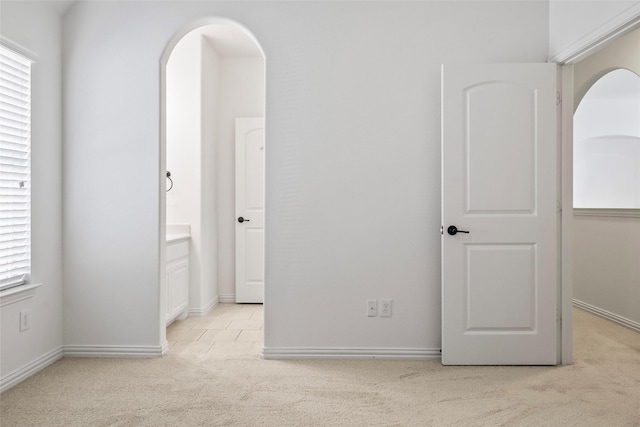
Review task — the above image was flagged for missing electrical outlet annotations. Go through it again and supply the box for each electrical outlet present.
[367,300,378,317]
[380,299,392,317]
[20,310,31,332]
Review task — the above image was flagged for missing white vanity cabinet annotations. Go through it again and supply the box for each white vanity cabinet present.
[166,237,189,325]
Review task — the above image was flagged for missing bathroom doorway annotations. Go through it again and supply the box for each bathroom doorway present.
[162,20,265,335]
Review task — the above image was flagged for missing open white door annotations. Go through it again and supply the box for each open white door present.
[441,64,559,365]
[236,118,265,303]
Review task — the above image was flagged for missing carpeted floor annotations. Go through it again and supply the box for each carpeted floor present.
[1,308,639,426]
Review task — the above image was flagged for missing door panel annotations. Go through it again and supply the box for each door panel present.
[466,82,536,214]
[441,63,558,365]
[466,244,535,331]
[236,118,265,303]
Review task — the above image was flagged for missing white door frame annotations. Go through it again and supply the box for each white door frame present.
[554,14,640,365]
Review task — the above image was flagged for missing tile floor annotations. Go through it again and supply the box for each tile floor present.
[166,303,263,357]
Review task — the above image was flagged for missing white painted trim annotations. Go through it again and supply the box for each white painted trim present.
[63,345,164,358]
[262,347,441,360]
[574,299,640,333]
[549,4,640,64]
[187,296,218,317]
[0,36,38,62]
[161,340,170,356]
[0,283,42,307]
[574,208,640,218]
[560,64,574,365]
[0,346,63,393]
[218,293,236,303]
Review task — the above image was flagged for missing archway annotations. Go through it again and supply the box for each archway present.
[572,67,640,333]
[574,68,640,208]
[159,19,266,352]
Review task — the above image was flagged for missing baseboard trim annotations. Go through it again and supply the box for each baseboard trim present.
[574,208,640,218]
[0,346,63,393]
[63,345,164,358]
[188,296,218,317]
[573,299,640,333]
[262,347,441,360]
[218,294,236,303]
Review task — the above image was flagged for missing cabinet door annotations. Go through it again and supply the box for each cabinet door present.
[167,259,189,322]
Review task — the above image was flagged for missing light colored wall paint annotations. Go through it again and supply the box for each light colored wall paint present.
[217,57,265,299]
[548,0,640,62]
[573,213,640,325]
[166,30,214,311]
[0,2,63,380]
[62,0,549,351]
[574,92,640,208]
[201,35,221,308]
[62,1,162,347]
[573,27,640,106]
[575,98,640,142]
[573,28,640,326]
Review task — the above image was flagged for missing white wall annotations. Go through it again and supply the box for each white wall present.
[572,27,640,329]
[166,30,220,314]
[216,56,265,301]
[61,0,550,355]
[574,72,640,208]
[200,35,221,310]
[0,1,63,389]
[548,0,640,62]
[574,212,640,328]
[573,27,640,106]
[62,1,163,350]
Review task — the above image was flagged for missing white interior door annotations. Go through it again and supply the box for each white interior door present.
[236,118,265,303]
[441,64,559,365]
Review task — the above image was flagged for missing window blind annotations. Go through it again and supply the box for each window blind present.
[0,45,31,291]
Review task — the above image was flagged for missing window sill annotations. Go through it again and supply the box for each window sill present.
[0,283,42,307]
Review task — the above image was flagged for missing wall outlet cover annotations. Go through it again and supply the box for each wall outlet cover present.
[19,309,31,332]
[367,300,378,317]
[380,299,392,317]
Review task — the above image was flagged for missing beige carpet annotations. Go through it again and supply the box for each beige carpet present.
[1,308,639,426]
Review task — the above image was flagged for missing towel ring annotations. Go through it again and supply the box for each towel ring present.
[166,171,173,192]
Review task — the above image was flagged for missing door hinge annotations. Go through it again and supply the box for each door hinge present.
[556,91,562,106]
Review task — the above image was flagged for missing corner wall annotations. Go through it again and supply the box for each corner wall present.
[0,1,63,390]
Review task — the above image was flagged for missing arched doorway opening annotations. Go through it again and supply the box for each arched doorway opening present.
[159,20,266,352]
[574,68,640,208]
[572,68,640,334]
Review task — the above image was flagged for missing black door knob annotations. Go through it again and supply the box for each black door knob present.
[238,217,250,223]
[447,225,469,235]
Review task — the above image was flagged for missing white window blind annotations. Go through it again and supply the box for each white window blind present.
[0,45,31,291]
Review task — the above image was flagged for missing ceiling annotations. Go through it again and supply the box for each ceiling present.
[199,25,263,58]
[39,0,77,15]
